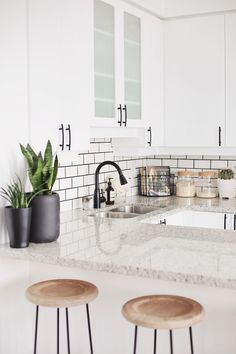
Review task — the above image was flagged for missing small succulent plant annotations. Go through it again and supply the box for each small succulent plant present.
[20,140,58,195]
[218,168,234,180]
[0,177,42,208]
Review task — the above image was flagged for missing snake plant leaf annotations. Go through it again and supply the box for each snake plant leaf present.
[26,144,38,174]
[20,144,34,170]
[43,140,53,177]
[31,153,44,192]
[47,155,58,192]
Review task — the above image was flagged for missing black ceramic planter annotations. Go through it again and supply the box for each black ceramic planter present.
[5,207,32,248]
[30,193,60,243]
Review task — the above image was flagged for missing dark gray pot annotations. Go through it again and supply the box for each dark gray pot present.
[30,193,60,243]
[5,207,32,248]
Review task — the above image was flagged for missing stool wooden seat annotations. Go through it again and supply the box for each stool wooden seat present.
[26,279,98,354]
[122,294,204,354]
[26,279,98,308]
[122,294,204,330]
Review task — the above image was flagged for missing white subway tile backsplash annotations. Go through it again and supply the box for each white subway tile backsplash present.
[84,154,94,164]
[84,175,94,186]
[66,166,78,177]
[178,159,194,168]
[78,165,89,175]
[95,153,105,163]
[66,188,78,200]
[194,160,211,169]
[56,138,236,212]
[72,176,83,188]
[60,178,72,190]
[163,159,178,168]
[211,160,228,169]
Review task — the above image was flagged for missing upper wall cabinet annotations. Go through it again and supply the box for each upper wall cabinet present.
[29,0,93,154]
[225,13,236,147]
[164,15,225,147]
[92,0,164,146]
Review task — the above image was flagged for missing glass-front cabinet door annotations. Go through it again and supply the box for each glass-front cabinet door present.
[92,0,144,128]
[124,12,142,123]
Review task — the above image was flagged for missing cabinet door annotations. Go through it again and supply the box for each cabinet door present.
[29,0,91,154]
[92,0,122,127]
[164,16,225,147]
[142,16,164,146]
[226,14,236,147]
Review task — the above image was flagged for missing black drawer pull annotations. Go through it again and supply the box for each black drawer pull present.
[59,124,64,151]
[117,104,122,126]
[66,124,71,151]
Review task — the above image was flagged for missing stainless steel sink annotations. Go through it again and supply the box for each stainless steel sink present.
[90,211,138,219]
[109,204,157,215]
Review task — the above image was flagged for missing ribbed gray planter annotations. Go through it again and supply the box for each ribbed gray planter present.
[5,206,32,248]
[30,193,60,243]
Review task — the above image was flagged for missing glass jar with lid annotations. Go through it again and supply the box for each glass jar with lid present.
[196,171,218,198]
[176,171,196,197]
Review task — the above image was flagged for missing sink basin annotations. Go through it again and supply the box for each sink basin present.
[109,204,157,215]
[90,211,138,219]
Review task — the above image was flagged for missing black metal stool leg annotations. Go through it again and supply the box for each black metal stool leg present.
[133,326,138,354]
[65,308,70,354]
[189,327,194,354]
[170,330,173,354]
[57,308,60,354]
[86,304,94,354]
[34,305,39,354]
[154,329,157,354]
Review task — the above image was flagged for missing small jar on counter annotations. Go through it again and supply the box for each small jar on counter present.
[176,171,196,197]
[196,171,218,199]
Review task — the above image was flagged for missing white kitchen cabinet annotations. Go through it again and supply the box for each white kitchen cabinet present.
[92,0,164,146]
[0,0,29,244]
[226,14,236,147]
[29,0,93,154]
[164,15,225,147]
[154,210,236,231]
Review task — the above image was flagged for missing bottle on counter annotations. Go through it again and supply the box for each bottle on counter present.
[100,189,106,204]
[105,178,115,205]
[196,171,218,198]
[176,171,196,198]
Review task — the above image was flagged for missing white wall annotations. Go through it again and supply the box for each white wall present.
[0,0,29,244]
[164,0,236,17]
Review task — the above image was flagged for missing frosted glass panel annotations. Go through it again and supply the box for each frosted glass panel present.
[95,100,114,118]
[94,32,114,75]
[124,12,141,120]
[95,75,115,99]
[94,0,115,118]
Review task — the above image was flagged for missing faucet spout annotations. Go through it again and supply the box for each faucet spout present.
[93,160,128,208]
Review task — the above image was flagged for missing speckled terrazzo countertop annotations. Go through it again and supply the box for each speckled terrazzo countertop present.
[2,196,236,289]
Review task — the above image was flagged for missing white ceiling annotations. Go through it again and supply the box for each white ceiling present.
[164,0,236,17]
[128,0,236,17]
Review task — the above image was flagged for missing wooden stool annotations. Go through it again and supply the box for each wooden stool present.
[122,294,204,354]
[26,279,98,354]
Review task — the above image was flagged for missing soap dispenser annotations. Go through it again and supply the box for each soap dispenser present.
[105,178,115,205]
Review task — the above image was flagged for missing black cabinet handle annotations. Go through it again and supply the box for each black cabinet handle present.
[66,124,71,151]
[224,214,227,230]
[160,219,166,225]
[147,126,152,146]
[122,104,127,127]
[59,124,64,151]
[234,215,236,231]
[117,104,122,126]
[219,126,222,147]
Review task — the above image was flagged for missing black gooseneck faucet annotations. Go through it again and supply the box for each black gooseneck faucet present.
[93,160,128,208]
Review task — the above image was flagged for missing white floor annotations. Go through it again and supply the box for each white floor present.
[0,257,236,354]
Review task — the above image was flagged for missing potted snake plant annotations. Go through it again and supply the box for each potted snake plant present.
[0,177,40,248]
[20,141,59,243]
[218,168,236,199]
